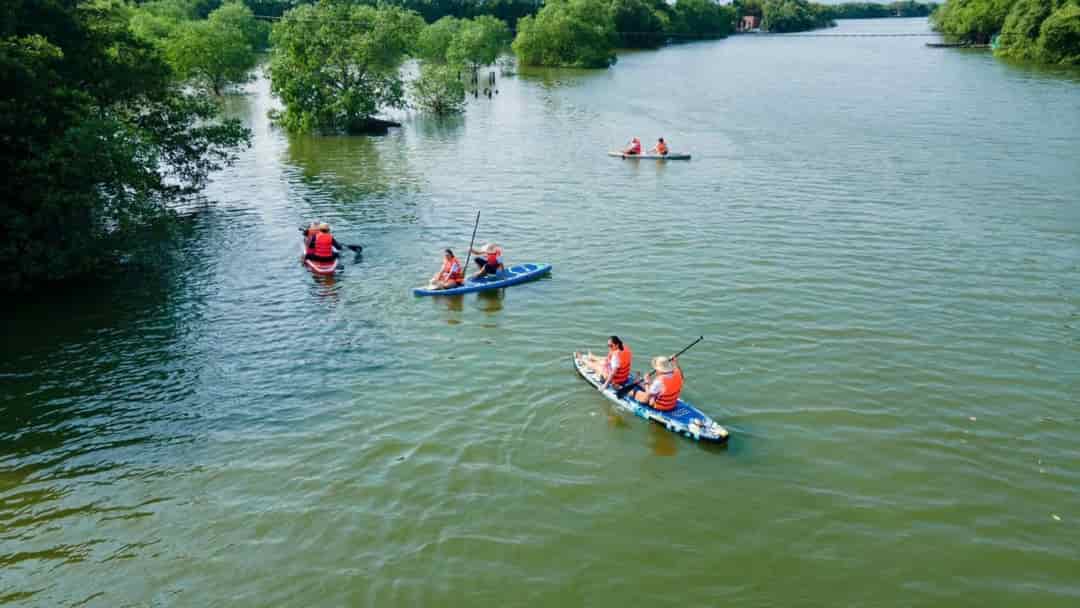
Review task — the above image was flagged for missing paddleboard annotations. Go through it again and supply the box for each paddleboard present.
[608,151,691,160]
[572,351,729,443]
[414,263,552,296]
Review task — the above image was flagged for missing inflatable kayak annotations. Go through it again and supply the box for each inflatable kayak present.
[413,263,552,296]
[572,352,729,443]
[609,151,691,160]
[304,257,339,275]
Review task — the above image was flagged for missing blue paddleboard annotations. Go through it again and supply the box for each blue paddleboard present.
[414,263,552,296]
[572,352,729,443]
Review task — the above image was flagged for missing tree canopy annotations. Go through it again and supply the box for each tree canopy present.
[0,0,249,291]
[933,0,1080,64]
[512,0,619,68]
[268,1,425,133]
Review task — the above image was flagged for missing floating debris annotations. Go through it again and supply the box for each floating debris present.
[969,416,977,422]
[1051,514,1061,521]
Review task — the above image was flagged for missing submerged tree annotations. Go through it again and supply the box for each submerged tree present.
[269,1,425,134]
[512,0,618,68]
[0,0,250,291]
[409,63,467,115]
[447,15,512,70]
[165,5,258,95]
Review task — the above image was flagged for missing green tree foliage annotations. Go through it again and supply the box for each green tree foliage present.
[0,0,249,291]
[416,16,464,63]
[386,0,543,27]
[667,0,736,39]
[1035,1,1080,64]
[269,1,424,133]
[165,3,259,94]
[932,0,1016,43]
[611,0,668,48]
[409,63,466,114]
[824,2,938,19]
[209,1,271,49]
[761,0,834,32]
[512,0,619,68]
[446,15,511,69]
[735,0,766,19]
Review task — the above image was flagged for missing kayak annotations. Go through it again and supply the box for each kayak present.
[300,241,339,275]
[413,263,552,296]
[609,151,691,160]
[304,257,339,275]
[571,351,729,443]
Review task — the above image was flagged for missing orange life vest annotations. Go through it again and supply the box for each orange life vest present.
[440,257,464,283]
[657,141,668,155]
[653,368,683,411]
[313,232,335,258]
[629,141,641,153]
[486,248,502,266]
[604,345,633,385]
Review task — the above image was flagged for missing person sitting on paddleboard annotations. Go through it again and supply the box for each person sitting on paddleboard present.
[632,356,683,411]
[583,336,633,390]
[622,137,642,156]
[469,243,504,279]
[305,223,344,262]
[429,248,465,290]
[650,137,668,156]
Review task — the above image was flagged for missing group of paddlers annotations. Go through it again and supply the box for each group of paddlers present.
[426,243,504,290]
[621,137,669,156]
[583,336,684,412]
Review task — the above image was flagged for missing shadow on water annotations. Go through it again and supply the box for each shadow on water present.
[476,289,504,314]
[411,113,466,140]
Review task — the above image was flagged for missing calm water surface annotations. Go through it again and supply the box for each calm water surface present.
[3,18,1079,606]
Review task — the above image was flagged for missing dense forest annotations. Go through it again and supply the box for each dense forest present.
[933,0,1079,64]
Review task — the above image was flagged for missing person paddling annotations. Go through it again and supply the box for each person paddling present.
[583,336,634,390]
[622,137,642,156]
[306,223,344,262]
[631,356,684,411]
[469,243,504,279]
[428,248,465,290]
[650,137,669,156]
[301,222,320,255]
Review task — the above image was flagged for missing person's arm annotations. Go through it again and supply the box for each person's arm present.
[600,352,619,389]
[332,238,344,250]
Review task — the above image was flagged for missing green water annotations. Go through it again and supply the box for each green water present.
[3,18,1079,606]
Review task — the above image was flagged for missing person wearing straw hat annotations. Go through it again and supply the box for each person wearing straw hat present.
[305,222,344,262]
[631,355,684,412]
[622,137,642,156]
[468,242,504,279]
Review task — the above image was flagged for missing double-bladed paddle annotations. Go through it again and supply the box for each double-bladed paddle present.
[614,336,704,399]
[298,226,362,252]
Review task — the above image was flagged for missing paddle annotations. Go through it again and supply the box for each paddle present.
[461,210,481,276]
[615,336,704,399]
[298,227,361,253]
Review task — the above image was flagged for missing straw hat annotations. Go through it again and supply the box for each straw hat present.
[318,222,330,232]
[651,356,674,373]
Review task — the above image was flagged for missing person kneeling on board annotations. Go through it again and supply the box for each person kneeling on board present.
[584,336,634,390]
[305,223,344,262]
[650,137,668,156]
[429,249,465,290]
[632,356,683,411]
[469,243,504,279]
[622,137,642,156]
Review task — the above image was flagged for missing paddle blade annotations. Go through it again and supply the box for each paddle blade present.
[347,244,363,252]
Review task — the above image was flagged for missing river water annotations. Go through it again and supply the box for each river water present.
[3,18,1079,607]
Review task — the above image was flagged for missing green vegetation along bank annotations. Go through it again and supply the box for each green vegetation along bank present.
[0,0,249,292]
[933,0,1080,64]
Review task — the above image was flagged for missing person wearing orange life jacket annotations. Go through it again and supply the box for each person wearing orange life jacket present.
[583,336,633,390]
[305,223,344,262]
[301,222,320,255]
[622,137,642,156]
[632,356,684,411]
[650,137,669,156]
[428,248,465,290]
[468,242,504,279]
